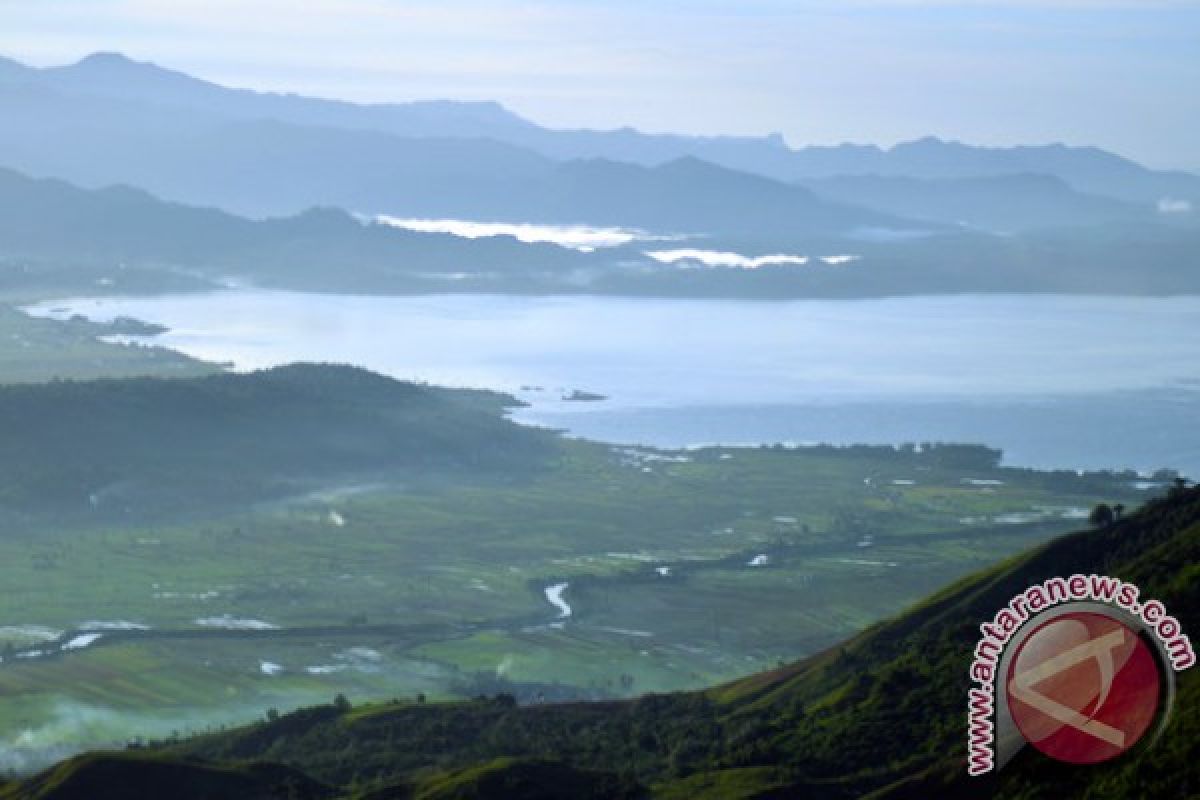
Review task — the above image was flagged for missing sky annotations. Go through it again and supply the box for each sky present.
[1,0,1198,169]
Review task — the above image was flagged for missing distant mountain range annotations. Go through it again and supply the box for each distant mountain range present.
[800,173,1152,234]
[1,52,1197,234]
[0,52,1196,298]
[0,53,905,234]
[3,165,1199,298]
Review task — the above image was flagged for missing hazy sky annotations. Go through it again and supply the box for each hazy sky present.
[1,0,1197,168]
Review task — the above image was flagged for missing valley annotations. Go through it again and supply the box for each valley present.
[0,329,1151,771]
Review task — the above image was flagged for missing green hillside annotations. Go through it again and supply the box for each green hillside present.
[6,484,1190,798]
[0,752,332,800]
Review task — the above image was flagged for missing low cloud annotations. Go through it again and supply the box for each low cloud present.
[1158,197,1193,214]
[646,248,809,269]
[646,249,862,269]
[376,216,654,251]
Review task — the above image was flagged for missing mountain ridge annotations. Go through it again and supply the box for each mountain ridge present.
[1,52,1197,212]
[0,62,922,234]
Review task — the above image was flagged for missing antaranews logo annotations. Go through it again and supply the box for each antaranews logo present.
[966,574,1194,776]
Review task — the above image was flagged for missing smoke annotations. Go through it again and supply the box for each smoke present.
[496,654,515,676]
[0,701,162,775]
[0,698,290,775]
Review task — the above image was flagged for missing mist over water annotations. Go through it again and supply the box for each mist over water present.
[28,291,1200,475]
[374,217,656,251]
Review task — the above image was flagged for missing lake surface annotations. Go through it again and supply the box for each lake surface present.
[27,291,1200,476]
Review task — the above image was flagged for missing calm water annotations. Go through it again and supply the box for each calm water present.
[27,291,1200,476]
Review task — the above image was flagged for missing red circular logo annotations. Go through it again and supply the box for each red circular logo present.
[1006,611,1162,764]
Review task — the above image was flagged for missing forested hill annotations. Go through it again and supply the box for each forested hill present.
[5,485,1195,798]
[0,364,556,518]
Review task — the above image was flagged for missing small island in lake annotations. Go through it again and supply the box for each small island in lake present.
[561,389,607,402]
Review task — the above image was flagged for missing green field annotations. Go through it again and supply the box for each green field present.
[0,439,1146,770]
[0,301,212,384]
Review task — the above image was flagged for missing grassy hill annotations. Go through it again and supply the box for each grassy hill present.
[5,484,1190,798]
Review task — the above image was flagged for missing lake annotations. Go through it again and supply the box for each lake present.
[26,291,1200,476]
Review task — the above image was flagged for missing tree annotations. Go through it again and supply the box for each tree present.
[1089,503,1114,528]
[1113,503,1125,520]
